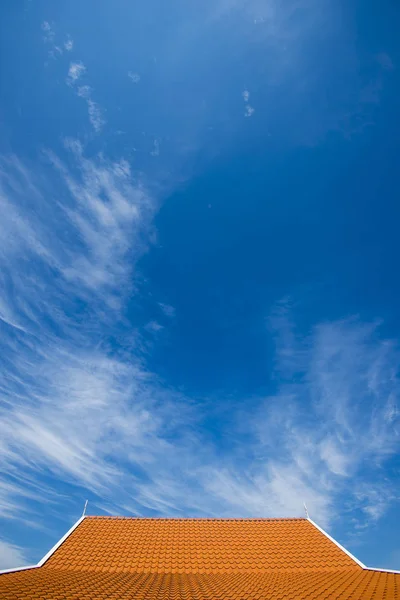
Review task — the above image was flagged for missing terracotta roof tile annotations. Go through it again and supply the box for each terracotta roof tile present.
[1,517,399,599]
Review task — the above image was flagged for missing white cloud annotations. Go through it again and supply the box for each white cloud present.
[0,540,27,570]
[0,148,399,556]
[244,105,255,117]
[0,352,156,493]
[132,312,399,528]
[151,139,160,156]
[242,89,250,102]
[202,465,331,524]
[128,71,141,83]
[41,21,63,62]
[77,84,91,99]
[260,311,400,525]
[0,144,153,311]
[64,37,74,52]
[146,321,164,332]
[0,146,163,524]
[1,163,399,529]
[41,21,69,62]
[159,303,176,318]
[67,61,86,85]
[202,315,400,529]
[76,85,106,133]
[41,21,55,44]
[319,437,350,476]
[354,486,394,522]
[87,99,105,132]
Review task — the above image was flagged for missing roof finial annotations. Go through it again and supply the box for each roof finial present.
[82,499,88,517]
[303,502,309,519]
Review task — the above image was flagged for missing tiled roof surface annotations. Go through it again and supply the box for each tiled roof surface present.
[44,517,360,573]
[1,516,399,599]
[1,566,399,599]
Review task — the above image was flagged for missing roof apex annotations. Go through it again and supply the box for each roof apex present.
[85,515,307,521]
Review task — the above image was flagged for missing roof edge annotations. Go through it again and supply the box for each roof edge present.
[307,517,366,568]
[0,515,86,576]
[0,565,38,576]
[308,517,400,573]
[364,567,400,574]
[37,514,86,566]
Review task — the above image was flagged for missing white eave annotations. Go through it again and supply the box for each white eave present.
[307,517,400,574]
[0,515,86,576]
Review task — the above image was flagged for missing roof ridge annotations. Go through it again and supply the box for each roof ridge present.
[84,516,307,521]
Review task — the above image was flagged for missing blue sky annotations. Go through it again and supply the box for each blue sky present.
[0,0,399,571]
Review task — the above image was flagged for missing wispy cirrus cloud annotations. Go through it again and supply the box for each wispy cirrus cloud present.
[0,143,218,537]
[77,85,106,132]
[41,21,73,61]
[189,307,400,529]
[0,142,152,309]
[159,303,176,318]
[256,309,400,525]
[66,64,106,133]
[0,151,399,533]
[67,61,86,85]
[41,21,55,44]
[0,144,161,529]
[0,143,399,557]
[145,321,164,333]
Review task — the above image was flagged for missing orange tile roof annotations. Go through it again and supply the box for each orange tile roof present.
[43,517,360,573]
[1,516,399,599]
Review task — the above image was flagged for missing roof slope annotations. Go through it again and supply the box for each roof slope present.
[44,517,360,573]
[1,566,399,599]
[1,516,399,599]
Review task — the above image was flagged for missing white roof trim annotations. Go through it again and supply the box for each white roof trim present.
[0,565,37,575]
[307,517,366,568]
[365,567,400,574]
[0,515,85,576]
[308,517,400,573]
[37,515,85,566]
